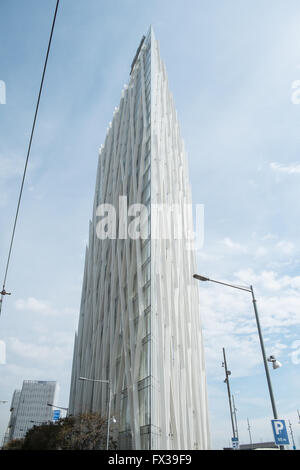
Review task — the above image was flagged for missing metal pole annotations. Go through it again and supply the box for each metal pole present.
[250,286,278,419]
[232,394,239,441]
[247,418,253,449]
[79,377,111,449]
[250,286,284,451]
[222,348,236,440]
[289,420,296,450]
[106,382,112,450]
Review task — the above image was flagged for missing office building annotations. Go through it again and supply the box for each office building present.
[69,27,210,450]
[5,380,57,442]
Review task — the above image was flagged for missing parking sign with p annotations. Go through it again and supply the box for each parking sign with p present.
[271,419,289,446]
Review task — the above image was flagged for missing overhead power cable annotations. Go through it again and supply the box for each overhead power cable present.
[0,0,60,316]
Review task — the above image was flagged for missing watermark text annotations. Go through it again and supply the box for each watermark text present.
[0,80,6,104]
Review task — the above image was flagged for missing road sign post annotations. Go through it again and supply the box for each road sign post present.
[232,437,239,449]
[53,409,61,422]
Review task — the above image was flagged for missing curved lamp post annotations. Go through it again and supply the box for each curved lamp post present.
[79,376,112,450]
[193,274,283,450]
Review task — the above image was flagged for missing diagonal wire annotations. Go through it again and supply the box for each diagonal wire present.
[0,0,60,315]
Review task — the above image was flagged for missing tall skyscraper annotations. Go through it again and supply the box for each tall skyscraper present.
[5,380,57,442]
[69,28,210,450]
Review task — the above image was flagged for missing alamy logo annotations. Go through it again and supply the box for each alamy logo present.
[0,80,6,104]
[95,197,204,250]
[0,340,6,365]
[290,340,300,364]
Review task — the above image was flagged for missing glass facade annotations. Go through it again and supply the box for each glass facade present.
[69,30,153,449]
[6,381,57,442]
[68,27,210,450]
[118,30,152,449]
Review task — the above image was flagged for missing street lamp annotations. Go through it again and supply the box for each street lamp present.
[193,273,283,449]
[79,376,112,450]
[267,355,282,370]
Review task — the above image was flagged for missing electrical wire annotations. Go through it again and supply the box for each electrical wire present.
[0,0,60,316]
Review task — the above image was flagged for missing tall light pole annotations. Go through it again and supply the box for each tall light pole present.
[247,418,253,449]
[232,394,239,442]
[222,348,236,441]
[79,377,111,450]
[193,274,283,449]
[288,420,296,450]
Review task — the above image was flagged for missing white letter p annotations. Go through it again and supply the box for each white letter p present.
[274,421,284,435]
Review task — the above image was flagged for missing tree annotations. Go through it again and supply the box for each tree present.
[2,438,24,450]
[3,413,117,450]
[21,422,61,450]
[59,413,117,450]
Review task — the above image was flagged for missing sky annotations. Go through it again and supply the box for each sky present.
[0,0,300,450]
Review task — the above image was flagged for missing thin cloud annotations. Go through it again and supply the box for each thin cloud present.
[220,237,248,253]
[270,162,300,174]
[276,241,295,255]
[7,337,73,363]
[0,153,24,180]
[15,297,75,317]
[200,268,300,381]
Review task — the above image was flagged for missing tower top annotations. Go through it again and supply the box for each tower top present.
[130,26,155,75]
[130,35,146,74]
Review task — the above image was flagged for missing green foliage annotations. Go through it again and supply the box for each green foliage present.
[22,421,61,450]
[3,413,117,450]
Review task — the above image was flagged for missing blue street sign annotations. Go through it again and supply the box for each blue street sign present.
[232,437,239,449]
[271,419,290,446]
[53,409,61,422]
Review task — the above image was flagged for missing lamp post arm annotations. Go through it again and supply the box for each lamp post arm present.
[47,403,68,411]
[209,278,251,293]
[79,376,109,384]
